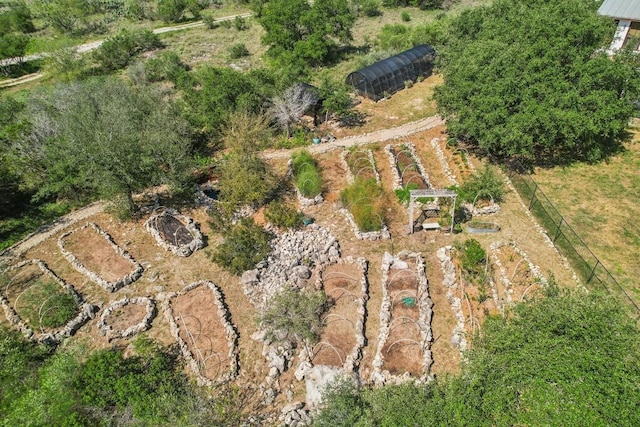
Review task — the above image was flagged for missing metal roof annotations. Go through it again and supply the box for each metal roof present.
[598,0,640,20]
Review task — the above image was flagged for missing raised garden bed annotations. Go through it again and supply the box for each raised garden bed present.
[58,222,144,292]
[144,207,205,257]
[385,142,431,191]
[340,148,381,185]
[296,257,369,377]
[98,296,156,341]
[339,179,390,240]
[164,281,239,387]
[371,252,433,386]
[0,259,96,344]
[289,150,324,206]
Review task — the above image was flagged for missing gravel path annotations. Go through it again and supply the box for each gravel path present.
[262,115,444,159]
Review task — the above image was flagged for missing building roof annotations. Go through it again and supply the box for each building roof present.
[598,0,640,21]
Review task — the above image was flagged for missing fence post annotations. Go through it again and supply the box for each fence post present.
[553,218,564,243]
[528,183,538,210]
[587,260,600,284]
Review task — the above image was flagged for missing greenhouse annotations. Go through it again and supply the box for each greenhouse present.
[345,45,436,101]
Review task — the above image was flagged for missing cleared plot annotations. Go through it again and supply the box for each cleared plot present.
[58,222,144,292]
[489,241,546,311]
[164,281,239,386]
[372,252,433,385]
[0,259,94,344]
[311,259,368,372]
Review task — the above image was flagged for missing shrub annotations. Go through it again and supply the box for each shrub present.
[144,51,189,82]
[360,0,382,17]
[257,287,327,344]
[234,15,248,31]
[340,178,386,232]
[228,43,250,59]
[265,200,304,229]
[401,10,411,21]
[157,0,186,22]
[210,218,274,275]
[93,29,163,71]
[202,11,218,29]
[458,238,486,276]
[459,165,506,204]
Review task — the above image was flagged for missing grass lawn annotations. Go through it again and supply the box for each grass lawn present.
[531,124,640,303]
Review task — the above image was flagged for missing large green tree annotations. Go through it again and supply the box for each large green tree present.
[258,0,355,68]
[316,287,640,425]
[11,78,193,214]
[434,0,640,164]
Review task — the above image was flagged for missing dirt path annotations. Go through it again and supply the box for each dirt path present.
[262,115,445,160]
[0,202,106,261]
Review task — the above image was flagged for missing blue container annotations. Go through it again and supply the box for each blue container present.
[312,138,321,145]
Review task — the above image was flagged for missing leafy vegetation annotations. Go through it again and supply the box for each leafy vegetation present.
[258,287,327,344]
[93,29,163,71]
[458,164,505,204]
[291,150,323,198]
[340,178,386,232]
[316,287,640,425]
[435,0,640,164]
[18,280,78,329]
[211,217,274,275]
[265,200,304,229]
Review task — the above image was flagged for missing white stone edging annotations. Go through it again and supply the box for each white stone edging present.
[338,206,391,241]
[436,246,467,356]
[430,138,459,186]
[58,222,144,292]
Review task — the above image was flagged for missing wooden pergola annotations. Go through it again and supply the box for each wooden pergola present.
[408,189,457,234]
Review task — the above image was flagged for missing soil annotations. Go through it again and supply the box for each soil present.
[171,285,233,381]
[154,214,195,247]
[392,146,428,189]
[102,303,147,332]
[61,224,137,283]
[344,150,377,182]
[312,263,362,367]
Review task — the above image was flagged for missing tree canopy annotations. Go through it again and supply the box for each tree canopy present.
[316,287,640,425]
[10,78,193,214]
[434,0,640,164]
[258,0,355,69]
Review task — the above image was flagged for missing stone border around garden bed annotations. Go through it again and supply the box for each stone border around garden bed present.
[489,240,547,310]
[384,141,432,191]
[58,222,144,293]
[436,246,468,356]
[338,206,391,241]
[144,207,205,257]
[1,259,97,345]
[98,296,156,342]
[163,280,239,387]
[371,251,434,386]
[340,149,381,185]
[295,256,369,381]
[288,159,324,207]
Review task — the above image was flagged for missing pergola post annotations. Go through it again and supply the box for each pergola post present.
[408,189,458,234]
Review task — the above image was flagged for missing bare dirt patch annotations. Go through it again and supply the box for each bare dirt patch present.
[102,302,146,332]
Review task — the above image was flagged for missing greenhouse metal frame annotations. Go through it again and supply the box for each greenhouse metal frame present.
[346,45,436,101]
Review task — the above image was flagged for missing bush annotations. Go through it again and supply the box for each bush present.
[143,51,189,82]
[458,238,486,276]
[459,165,506,204]
[93,29,163,71]
[234,15,248,31]
[340,178,386,232]
[257,287,327,344]
[157,0,186,22]
[360,0,382,17]
[228,43,250,59]
[401,10,411,21]
[265,200,304,229]
[210,218,274,275]
[291,150,322,198]
[202,11,218,29]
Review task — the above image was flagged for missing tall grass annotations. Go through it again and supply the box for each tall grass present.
[340,178,386,232]
[291,150,323,198]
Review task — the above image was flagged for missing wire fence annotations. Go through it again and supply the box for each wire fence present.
[505,159,640,319]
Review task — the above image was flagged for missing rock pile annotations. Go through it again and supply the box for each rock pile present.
[98,296,156,341]
[1,259,97,345]
[58,222,144,292]
[279,402,311,427]
[241,224,341,309]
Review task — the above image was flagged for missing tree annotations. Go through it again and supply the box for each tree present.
[92,29,163,71]
[11,78,193,216]
[269,84,316,136]
[258,0,355,67]
[31,0,91,34]
[434,0,640,164]
[317,287,640,425]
